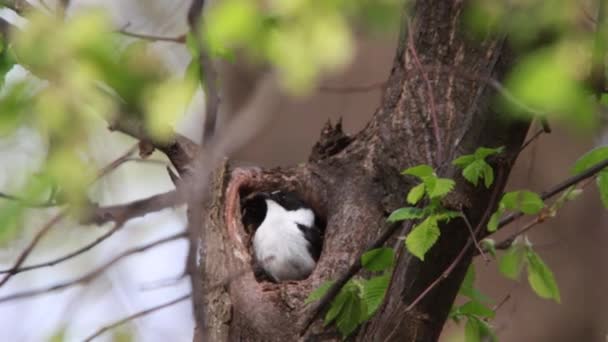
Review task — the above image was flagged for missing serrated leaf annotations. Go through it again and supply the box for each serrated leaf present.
[526,250,561,303]
[387,207,424,222]
[462,161,484,186]
[324,284,350,325]
[597,171,608,208]
[465,317,481,342]
[433,210,462,222]
[361,248,395,272]
[482,163,494,188]
[519,191,544,214]
[474,146,504,159]
[428,178,455,199]
[407,183,425,204]
[361,274,389,319]
[486,211,501,232]
[305,281,335,304]
[499,245,526,280]
[402,164,434,178]
[335,288,364,337]
[405,217,440,261]
[459,300,495,319]
[572,146,608,174]
[501,192,520,210]
[453,154,476,168]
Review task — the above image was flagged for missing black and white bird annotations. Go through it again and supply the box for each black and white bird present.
[241,190,323,282]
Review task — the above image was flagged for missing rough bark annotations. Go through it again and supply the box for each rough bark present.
[190,0,531,341]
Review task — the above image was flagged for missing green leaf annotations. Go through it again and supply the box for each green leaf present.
[407,183,425,205]
[464,317,481,342]
[501,192,520,210]
[459,300,495,319]
[452,154,476,168]
[462,160,484,186]
[572,146,608,174]
[305,281,335,304]
[486,211,501,232]
[361,274,390,319]
[519,191,544,214]
[335,287,365,337]
[387,207,424,222]
[433,210,462,222]
[324,283,351,325]
[405,217,440,261]
[597,171,608,208]
[428,178,455,199]
[481,239,496,258]
[474,146,504,159]
[499,245,526,280]
[526,250,561,303]
[482,163,494,188]
[361,247,395,272]
[402,164,434,178]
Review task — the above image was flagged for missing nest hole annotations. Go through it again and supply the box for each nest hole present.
[237,183,328,283]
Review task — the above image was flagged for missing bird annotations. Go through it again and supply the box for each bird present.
[241,190,323,282]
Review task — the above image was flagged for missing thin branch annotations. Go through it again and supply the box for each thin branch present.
[301,220,416,335]
[0,145,139,288]
[117,28,186,44]
[83,189,181,225]
[0,221,125,275]
[491,177,596,252]
[408,22,443,163]
[405,168,506,312]
[460,211,487,261]
[0,212,65,287]
[519,128,544,153]
[0,232,187,304]
[83,293,191,342]
[319,81,386,94]
[497,157,608,230]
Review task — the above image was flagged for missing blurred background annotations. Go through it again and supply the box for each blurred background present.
[0,0,606,341]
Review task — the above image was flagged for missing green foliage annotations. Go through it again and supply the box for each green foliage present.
[307,248,394,337]
[487,190,544,232]
[499,242,561,303]
[453,146,504,188]
[402,165,455,204]
[573,147,608,208]
[361,247,394,272]
[405,216,440,261]
[387,207,424,222]
[304,280,335,304]
[451,265,496,342]
[311,276,390,338]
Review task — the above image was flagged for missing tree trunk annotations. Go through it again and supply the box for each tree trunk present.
[190,1,530,341]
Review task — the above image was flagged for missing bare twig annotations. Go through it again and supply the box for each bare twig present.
[408,22,443,163]
[83,293,191,342]
[0,221,125,275]
[319,81,386,93]
[460,211,487,261]
[118,29,186,44]
[0,232,187,304]
[492,293,511,313]
[519,128,544,153]
[497,157,608,230]
[0,212,65,287]
[0,145,139,288]
[84,189,181,225]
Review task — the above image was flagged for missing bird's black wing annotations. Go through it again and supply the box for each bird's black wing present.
[297,223,323,261]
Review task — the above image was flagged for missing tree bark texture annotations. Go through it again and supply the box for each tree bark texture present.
[190,1,531,341]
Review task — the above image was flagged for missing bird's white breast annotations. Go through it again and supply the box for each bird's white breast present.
[253,200,316,281]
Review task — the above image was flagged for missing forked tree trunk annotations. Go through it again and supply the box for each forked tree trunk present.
[190,1,530,341]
